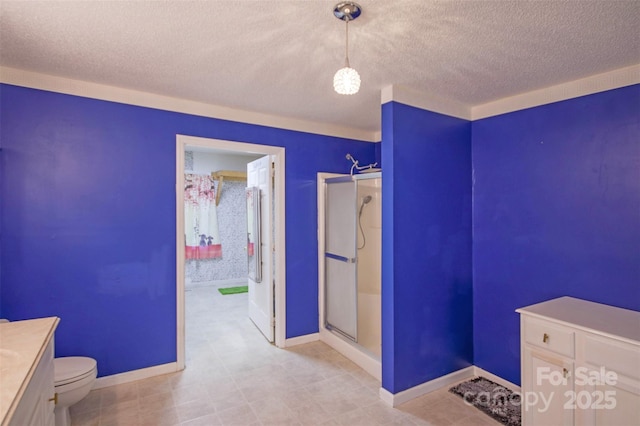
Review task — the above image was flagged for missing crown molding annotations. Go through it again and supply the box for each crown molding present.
[471,64,640,120]
[381,65,639,122]
[381,84,472,120]
[0,66,378,143]
[3,65,637,140]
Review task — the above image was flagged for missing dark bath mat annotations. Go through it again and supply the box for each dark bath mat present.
[449,376,521,426]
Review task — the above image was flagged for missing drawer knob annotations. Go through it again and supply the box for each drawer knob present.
[543,333,549,343]
[49,393,58,405]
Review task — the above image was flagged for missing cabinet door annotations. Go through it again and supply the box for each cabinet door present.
[9,338,55,426]
[575,334,640,425]
[575,378,640,425]
[523,347,574,426]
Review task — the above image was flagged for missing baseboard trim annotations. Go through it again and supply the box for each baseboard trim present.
[93,362,180,390]
[379,366,475,407]
[284,333,319,347]
[379,387,395,406]
[473,366,520,392]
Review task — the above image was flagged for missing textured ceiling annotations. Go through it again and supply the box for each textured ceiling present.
[1,1,639,133]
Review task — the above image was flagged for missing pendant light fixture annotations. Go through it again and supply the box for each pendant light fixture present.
[333,2,362,95]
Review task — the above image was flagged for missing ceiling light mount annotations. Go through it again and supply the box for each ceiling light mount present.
[333,2,362,22]
[333,2,362,95]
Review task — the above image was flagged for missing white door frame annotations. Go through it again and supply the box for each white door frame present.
[176,134,286,370]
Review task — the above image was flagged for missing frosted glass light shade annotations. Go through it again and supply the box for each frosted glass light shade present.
[333,66,361,95]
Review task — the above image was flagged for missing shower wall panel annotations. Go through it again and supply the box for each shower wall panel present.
[356,177,382,357]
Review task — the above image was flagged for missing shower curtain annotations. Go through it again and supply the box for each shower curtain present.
[184,173,222,259]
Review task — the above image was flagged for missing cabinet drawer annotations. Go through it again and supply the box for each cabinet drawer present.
[524,317,574,357]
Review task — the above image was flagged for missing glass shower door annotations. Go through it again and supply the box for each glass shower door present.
[324,177,357,341]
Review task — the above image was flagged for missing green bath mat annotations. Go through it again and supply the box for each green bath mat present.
[218,285,248,295]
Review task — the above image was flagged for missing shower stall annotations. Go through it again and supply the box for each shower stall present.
[318,172,381,379]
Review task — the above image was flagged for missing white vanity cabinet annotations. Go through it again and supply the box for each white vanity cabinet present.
[8,338,55,426]
[517,297,640,426]
[0,317,59,426]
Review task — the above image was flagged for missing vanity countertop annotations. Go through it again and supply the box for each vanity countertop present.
[0,317,59,425]
[516,296,640,344]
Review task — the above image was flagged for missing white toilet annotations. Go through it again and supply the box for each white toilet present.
[53,357,97,426]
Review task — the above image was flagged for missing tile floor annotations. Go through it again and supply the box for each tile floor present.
[70,284,500,425]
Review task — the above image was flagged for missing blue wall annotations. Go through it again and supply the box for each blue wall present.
[0,84,376,377]
[472,85,640,385]
[2,81,637,390]
[381,101,473,393]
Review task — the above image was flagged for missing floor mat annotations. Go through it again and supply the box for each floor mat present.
[218,285,248,295]
[449,376,521,426]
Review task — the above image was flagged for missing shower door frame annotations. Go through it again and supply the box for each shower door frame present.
[317,172,382,381]
[323,175,359,342]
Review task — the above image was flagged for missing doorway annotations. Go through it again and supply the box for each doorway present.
[176,135,286,370]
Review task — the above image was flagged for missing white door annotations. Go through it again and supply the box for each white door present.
[247,155,274,342]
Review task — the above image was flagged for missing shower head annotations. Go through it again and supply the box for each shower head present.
[358,195,372,218]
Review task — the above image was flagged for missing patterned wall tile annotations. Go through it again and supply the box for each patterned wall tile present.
[184,150,194,171]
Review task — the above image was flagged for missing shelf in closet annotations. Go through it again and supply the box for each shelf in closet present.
[210,170,247,206]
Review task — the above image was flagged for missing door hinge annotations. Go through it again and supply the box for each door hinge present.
[271,162,276,189]
[271,317,276,327]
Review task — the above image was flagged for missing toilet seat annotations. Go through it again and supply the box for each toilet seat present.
[54,357,97,386]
